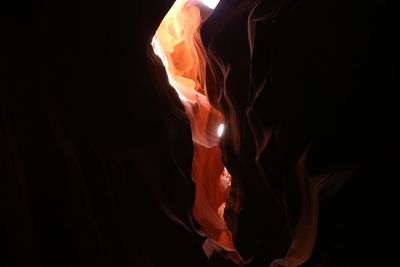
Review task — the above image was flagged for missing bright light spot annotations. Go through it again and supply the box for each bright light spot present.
[217,123,224,137]
[198,0,220,9]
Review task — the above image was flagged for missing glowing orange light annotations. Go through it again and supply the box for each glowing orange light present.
[152,0,241,263]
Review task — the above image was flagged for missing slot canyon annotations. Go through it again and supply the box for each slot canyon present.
[1,0,398,266]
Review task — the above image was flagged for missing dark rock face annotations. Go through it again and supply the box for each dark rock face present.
[202,0,398,266]
[1,0,398,266]
[1,0,205,266]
